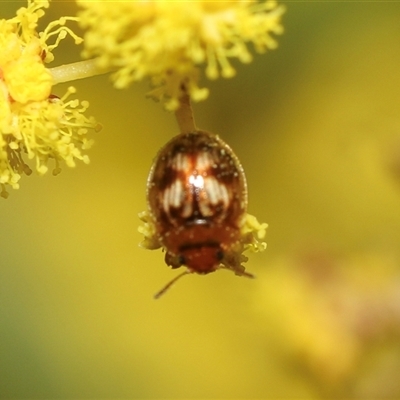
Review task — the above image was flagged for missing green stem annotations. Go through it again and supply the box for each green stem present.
[48,59,111,85]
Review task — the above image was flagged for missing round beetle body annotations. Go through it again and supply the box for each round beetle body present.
[147,130,247,275]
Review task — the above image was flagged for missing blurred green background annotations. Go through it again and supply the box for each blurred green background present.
[1,1,400,398]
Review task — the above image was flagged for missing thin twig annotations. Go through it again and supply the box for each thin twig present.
[49,59,110,85]
[174,89,197,134]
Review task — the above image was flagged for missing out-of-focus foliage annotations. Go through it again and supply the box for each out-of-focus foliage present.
[1,1,400,399]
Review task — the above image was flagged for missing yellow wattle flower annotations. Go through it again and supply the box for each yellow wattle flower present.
[0,0,99,198]
[77,0,285,110]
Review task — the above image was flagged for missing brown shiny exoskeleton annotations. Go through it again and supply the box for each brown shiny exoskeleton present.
[147,130,248,279]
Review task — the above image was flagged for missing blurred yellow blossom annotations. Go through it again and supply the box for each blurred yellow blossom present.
[255,251,400,396]
[77,0,285,110]
[0,0,99,198]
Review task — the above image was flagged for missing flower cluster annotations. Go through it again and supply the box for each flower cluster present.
[77,0,285,110]
[0,0,99,198]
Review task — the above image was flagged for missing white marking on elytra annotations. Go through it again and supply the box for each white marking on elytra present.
[181,200,193,218]
[198,194,213,216]
[162,149,232,220]
[163,186,170,215]
[196,151,212,171]
[169,179,182,207]
[204,176,219,204]
[219,183,230,206]
[174,152,189,172]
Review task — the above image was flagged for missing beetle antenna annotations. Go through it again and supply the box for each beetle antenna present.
[239,270,255,279]
[154,270,192,299]
[220,266,255,279]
